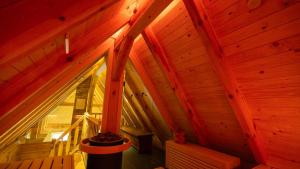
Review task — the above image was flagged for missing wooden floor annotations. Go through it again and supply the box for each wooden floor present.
[122,147,164,169]
[0,155,74,169]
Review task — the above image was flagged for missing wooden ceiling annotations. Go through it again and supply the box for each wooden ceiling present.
[1,0,300,168]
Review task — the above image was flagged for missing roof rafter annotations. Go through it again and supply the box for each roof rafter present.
[182,0,267,163]
[102,0,174,133]
[129,50,183,140]
[142,27,208,145]
[0,0,118,66]
[125,74,167,143]
[111,0,173,80]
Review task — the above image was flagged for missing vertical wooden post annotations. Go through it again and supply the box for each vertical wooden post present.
[58,141,64,156]
[101,45,126,134]
[73,126,79,146]
[65,132,71,155]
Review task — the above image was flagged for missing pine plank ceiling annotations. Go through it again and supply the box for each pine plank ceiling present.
[1,0,300,168]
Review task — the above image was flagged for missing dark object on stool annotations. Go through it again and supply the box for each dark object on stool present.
[86,132,124,169]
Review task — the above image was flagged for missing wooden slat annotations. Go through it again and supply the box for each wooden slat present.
[52,156,62,169]
[40,158,54,169]
[18,160,32,169]
[0,0,118,65]
[252,164,272,169]
[6,161,21,169]
[182,0,267,163]
[125,76,167,142]
[0,0,130,135]
[129,50,178,136]
[62,156,73,169]
[0,163,9,169]
[57,142,64,157]
[29,158,43,169]
[142,27,208,145]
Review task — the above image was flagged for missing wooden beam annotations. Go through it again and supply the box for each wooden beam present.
[87,58,106,113]
[124,84,152,131]
[0,0,117,65]
[101,0,174,133]
[0,1,131,119]
[101,45,125,133]
[111,0,174,80]
[126,0,173,39]
[0,38,114,136]
[129,51,179,137]
[123,95,143,129]
[142,27,208,145]
[111,37,134,80]
[182,0,267,163]
[125,75,166,143]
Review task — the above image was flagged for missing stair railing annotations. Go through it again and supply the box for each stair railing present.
[49,112,100,157]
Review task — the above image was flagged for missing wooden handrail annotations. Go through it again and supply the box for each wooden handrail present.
[85,114,100,126]
[54,115,85,145]
[50,112,100,157]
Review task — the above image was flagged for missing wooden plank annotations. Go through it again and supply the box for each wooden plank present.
[29,158,45,169]
[52,156,62,169]
[58,141,64,157]
[18,160,32,169]
[40,158,54,169]
[129,50,179,139]
[62,156,73,169]
[6,161,21,169]
[0,0,131,135]
[125,76,166,142]
[252,164,272,169]
[0,0,118,65]
[142,27,208,145]
[0,38,113,136]
[124,84,152,131]
[182,0,267,163]
[219,3,300,47]
[0,163,9,169]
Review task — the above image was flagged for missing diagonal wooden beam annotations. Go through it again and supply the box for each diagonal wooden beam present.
[102,0,174,133]
[0,38,114,136]
[130,50,185,141]
[111,0,174,80]
[182,0,267,163]
[0,1,132,119]
[125,74,167,143]
[142,27,208,145]
[124,87,151,131]
[0,0,118,65]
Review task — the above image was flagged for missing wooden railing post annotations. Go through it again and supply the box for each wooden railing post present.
[65,132,71,155]
[73,126,79,146]
[58,141,64,156]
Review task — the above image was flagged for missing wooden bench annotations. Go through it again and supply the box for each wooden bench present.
[121,127,153,154]
[0,155,74,169]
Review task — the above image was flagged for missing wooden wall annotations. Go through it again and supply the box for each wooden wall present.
[201,0,300,168]
[132,0,253,160]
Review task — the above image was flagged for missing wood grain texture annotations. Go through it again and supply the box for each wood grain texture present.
[142,27,208,145]
[203,0,300,168]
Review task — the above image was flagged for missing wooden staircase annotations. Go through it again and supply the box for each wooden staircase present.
[0,155,74,169]
[0,113,100,169]
[19,142,52,161]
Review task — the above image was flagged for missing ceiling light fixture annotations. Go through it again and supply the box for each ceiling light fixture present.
[65,33,70,54]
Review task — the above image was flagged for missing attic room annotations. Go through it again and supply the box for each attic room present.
[0,0,299,169]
